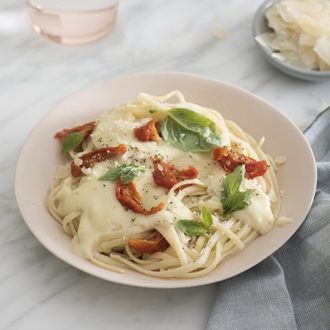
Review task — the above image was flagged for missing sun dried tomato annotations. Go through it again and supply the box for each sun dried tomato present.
[71,144,126,177]
[151,157,198,189]
[115,180,164,215]
[134,119,161,142]
[213,146,267,179]
[55,121,96,141]
[129,231,169,254]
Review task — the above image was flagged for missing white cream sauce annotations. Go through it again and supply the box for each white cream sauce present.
[233,187,274,235]
[54,105,275,258]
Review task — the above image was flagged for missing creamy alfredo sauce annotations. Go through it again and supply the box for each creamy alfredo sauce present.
[54,106,274,258]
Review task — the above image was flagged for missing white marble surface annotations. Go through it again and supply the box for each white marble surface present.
[1,0,329,329]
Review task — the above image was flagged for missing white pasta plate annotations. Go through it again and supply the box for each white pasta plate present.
[15,72,316,288]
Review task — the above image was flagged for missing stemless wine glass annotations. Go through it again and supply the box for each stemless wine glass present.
[27,0,119,45]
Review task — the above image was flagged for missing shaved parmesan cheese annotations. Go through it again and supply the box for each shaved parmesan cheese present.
[275,156,287,165]
[314,35,330,66]
[276,216,292,227]
[262,0,330,71]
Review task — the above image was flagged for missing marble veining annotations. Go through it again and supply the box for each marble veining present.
[0,0,329,329]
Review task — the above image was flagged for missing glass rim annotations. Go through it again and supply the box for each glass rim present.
[27,0,119,14]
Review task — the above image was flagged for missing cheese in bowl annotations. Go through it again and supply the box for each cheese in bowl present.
[47,91,284,278]
[260,0,330,71]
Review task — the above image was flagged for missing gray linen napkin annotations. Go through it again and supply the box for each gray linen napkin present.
[207,108,330,330]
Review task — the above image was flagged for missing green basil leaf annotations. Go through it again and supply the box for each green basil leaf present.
[98,167,122,182]
[176,220,207,236]
[220,165,254,215]
[99,164,145,183]
[119,165,145,184]
[61,132,84,154]
[222,165,244,196]
[201,207,213,228]
[160,108,221,153]
[222,190,254,215]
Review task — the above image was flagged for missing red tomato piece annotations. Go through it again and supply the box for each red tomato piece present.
[71,144,126,177]
[134,119,161,142]
[213,146,267,179]
[54,121,96,141]
[128,231,169,254]
[151,157,198,189]
[115,181,164,215]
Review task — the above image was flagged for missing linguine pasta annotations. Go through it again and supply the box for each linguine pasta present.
[47,92,282,278]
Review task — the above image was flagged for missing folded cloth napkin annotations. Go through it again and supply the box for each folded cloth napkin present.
[207,108,330,330]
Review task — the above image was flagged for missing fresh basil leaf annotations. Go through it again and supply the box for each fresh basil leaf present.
[119,165,145,184]
[98,167,122,182]
[160,108,221,153]
[220,165,254,215]
[201,207,213,228]
[99,164,145,183]
[176,220,207,236]
[221,189,254,215]
[61,132,84,154]
[222,165,244,196]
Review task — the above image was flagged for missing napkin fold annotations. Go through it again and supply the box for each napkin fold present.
[207,108,330,330]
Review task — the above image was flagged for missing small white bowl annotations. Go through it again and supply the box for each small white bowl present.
[15,72,316,288]
[253,0,330,81]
